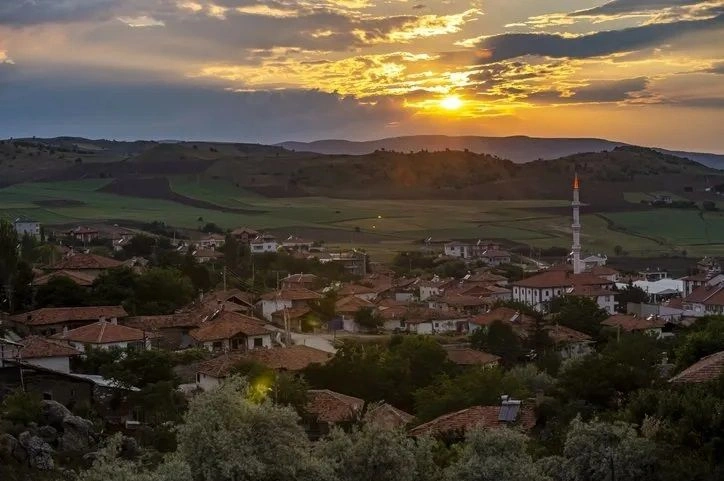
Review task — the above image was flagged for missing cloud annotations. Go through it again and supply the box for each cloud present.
[472,14,724,63]
[527,77,651,104]
[571,0,704,17]
[704,61,724,73]
[0,0,118,25]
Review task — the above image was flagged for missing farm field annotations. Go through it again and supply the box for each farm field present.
[0,179,721,257]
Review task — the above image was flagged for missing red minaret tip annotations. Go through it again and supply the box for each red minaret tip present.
[573,173,579,190]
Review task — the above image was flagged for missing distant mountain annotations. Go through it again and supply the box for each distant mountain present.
[278,135,724,170]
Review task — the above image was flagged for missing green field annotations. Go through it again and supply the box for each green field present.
[1,179,721,258]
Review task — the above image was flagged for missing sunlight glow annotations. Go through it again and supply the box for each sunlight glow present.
[440,95,463,110]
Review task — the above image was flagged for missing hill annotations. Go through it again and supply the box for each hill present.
[278,135,724,169]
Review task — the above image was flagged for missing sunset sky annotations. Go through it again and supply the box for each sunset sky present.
[1,1,722,151]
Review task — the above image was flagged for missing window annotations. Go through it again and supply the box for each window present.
[254,337,264,348]
[196,373,201,384]
[212,341,223,350]
[43,392,53,401]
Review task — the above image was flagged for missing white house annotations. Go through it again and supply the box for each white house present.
[511,269,615,313]
[250,234,279,254]
[13,218,40,238]
[682,282,724,316]
[480,249,512,267]
[545,325,594,360]
[258,288,322,321]
[444,242,474,259]
[52,320,151,352]
[16,336,81,373]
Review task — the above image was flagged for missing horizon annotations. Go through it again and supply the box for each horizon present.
[1,1,723,152]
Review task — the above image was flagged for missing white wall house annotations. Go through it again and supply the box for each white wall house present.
[52,321,149,353]
[14,218,41,238]
[250,235,279,254]
[444,242,473,259]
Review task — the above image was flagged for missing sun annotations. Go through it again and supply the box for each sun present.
[440,95,463,110]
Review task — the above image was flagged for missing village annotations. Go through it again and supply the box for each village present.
[0,176,722,477]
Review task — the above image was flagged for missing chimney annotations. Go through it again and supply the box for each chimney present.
[62,325,68,337]
[110,317,117,325]
[500,395,509,404]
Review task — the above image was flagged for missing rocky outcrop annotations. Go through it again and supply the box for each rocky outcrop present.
[59,415,97,452]
[0,433,18,460]
[18,431,54,470]
[40,400,72,430]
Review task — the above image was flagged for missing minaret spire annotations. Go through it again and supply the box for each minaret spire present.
[571,173,582,274]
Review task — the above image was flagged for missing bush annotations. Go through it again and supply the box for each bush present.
[1,390,42,425]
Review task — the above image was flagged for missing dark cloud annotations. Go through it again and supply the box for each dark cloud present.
[704,61,724,74]
[0,0,118,25]
[571,0,704,17]
[0,73,406,142]
[527,77,650,104]
[475,14,723,63]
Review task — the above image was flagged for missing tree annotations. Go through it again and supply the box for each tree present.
[615,283,648,312]
[317,424,441,481]
[176,377,330,481]
[101,349,178,388]
[549,296,608,337]
[36,276,89,307]
[133,268,194,315]
[1,389,42,425]
[445,428,548,481]
[0,219,19,308]
[129,381,188,425]
[122,234,156,258]
[90,267,138,306]
[470,320,525,365]
[354,307,382,331]
[553,418,658,481]
[674,316,724,368]
[11,260,35,312]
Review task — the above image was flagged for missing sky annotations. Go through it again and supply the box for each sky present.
[0,0,723,151]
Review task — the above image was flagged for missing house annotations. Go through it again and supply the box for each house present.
[197,289,256,315]
[195,345,331,391]
[65,226,100,243]
[305,389,364,438]
[259,288,322,321]
[335,296,376,332]
[511,268,615,313]
[364,403,414,430]
[418,277,457,301]
[601,313,666,338]
[52,320,152,352]
[480,249,512,266]
[47,252,123,277]
[197,233,225,250]
[669,351,724,384]
[123,314,202,349]
[250,234,278,254]
[404,309,467,335]
[189,311,274,352]
[545,325,594,359]
[193,248,224,263]
[444,346,500,367]
[12,336,81,373]
[468,307,536,338]
[567,285,617,314]
[428,293,491,315]
[589,265,620,282]
[281,235,314,251]
[271,307,314,332]
[32,270,97,287]
[409,396,536,439]
[638,269,668,282]
[682,282,724,316]
[444,241,502,260]
[582,254,608,269]
[317,251,368,276]
[13,218,40,238]
[7,306,128,336]
[281,273,319,290]
[378,304,410,331]
[336,283,378,302]
[231,227,259,243]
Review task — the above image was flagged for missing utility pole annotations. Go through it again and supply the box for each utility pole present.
[222,266,227,292]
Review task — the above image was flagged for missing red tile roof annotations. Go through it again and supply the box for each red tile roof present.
[53,321,147,344]
[335,295,375,313]
[590,266,620,276]
[123,315,200,331]
[190,311,272,342]
[306,389,364,423]
[18,336,81,359]
[271,306,312,321]
[378,305,409,320]
[684,284,724,306]
[10,306,128,326]
[337,283,377,296]
[514,270,612,288]
[444,347,500,366]
[260,288,322,301]
[545,324,593,344]
[437,294,490,308]
[409,404,536,437]
[32,270,97,287]
[49,253,123,270]
[281,273,319,284]
[470,307,530,327]
[601,314,665,332]
[365,403,414,429]
[197,345,331,377]
[669,351,724,384]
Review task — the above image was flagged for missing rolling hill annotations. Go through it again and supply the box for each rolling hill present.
[278,135,724,170]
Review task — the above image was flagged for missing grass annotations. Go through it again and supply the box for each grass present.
[0,179,721,257]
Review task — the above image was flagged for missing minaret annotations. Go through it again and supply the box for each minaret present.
[571,173,583,274]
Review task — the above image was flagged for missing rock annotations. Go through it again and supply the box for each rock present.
[59,415,96,452]
[40,400,72,429]
[18,431,54,470]
[120,436,141,459]
[38,425,59,445]
[82,451,98,468]
[0,433,18,459]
